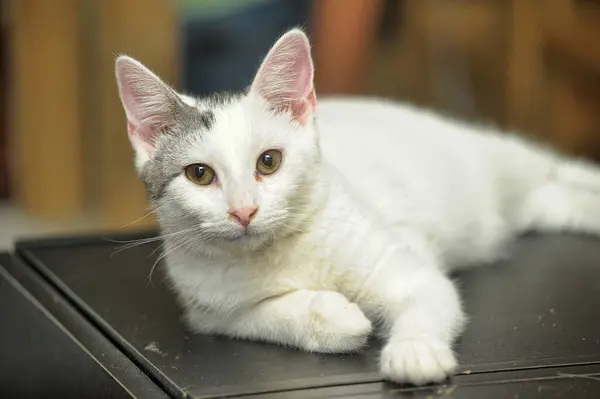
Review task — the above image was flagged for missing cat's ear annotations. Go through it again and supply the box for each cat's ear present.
[250,28,317,125]
[115,56,182,162]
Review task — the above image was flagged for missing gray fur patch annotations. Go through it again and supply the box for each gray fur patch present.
[141,92,240,203]
[202,91,244,108]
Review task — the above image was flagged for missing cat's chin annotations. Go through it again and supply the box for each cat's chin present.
[229,229,255,241]
[221,228,273,248]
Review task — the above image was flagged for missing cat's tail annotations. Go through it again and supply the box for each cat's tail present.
[518,155,600,236]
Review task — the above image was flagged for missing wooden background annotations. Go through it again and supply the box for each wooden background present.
[3,0,600,229]
[366,0,600,160]
[7,0,178,229]
[0,25,7,200]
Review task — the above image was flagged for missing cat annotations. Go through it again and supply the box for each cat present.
[115,28,600,385]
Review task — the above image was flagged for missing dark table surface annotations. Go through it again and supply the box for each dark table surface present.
[0,253,168,399]
[242,364,600,398]
[13,232,600,398]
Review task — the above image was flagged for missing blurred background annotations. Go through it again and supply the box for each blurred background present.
[1,0,600,248]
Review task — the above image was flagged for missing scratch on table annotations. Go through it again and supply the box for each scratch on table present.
[431,385,457,396]
[558,372,600,382]
[537,385,558,392]
[144,341,168,357]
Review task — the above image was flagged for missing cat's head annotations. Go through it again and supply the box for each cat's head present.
[115,29,322,250]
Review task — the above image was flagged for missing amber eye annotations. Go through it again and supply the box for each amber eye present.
[184,164,215,186]
[256,150,282,176]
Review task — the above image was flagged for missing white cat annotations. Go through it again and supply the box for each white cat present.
[115,29,600,385]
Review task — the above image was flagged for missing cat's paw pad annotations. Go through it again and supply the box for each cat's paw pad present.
[304,291,372,353]
[380,339,457,386]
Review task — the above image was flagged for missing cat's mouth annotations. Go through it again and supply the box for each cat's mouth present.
[231,231,250,240]
[228,227,258,241]
[226,225,278,247]
[216,222,276,245]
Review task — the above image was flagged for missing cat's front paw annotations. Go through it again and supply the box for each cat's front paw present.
[303,291,372,353]
[380,339,457,386]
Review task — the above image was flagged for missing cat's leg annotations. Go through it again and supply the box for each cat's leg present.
[379,269,464,385]
[184,289,372,353]
[350,245,465,385]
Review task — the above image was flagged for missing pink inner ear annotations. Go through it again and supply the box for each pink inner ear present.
[126,120,154,145]
[291,88,317,125]
[116,57,176,146]
[127,121,136,136]
[252,30,317,123]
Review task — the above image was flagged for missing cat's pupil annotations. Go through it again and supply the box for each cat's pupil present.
[262,154,273,167]
[195,166,205,178]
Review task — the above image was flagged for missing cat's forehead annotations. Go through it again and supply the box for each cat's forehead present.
[185,95,297,159]
[154,92,303,170]
[208,100,255,145]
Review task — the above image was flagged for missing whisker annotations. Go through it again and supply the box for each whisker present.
[110,237,165,257]
[282,223,305,233]
[109,225,203,257]
[117,201,171,229]
[118,209,155,229]
[149,239,170,257]
[147,228,212,284]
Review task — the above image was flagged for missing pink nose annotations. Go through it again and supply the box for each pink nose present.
[229,206,258,228]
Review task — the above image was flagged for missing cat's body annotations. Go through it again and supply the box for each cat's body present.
[115,30,600,386]
[318,98,600,269]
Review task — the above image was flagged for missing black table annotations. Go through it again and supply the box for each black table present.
[2,232,600,398]
[0,253,168,399]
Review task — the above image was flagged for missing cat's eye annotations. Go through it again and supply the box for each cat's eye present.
[184,164,215,186]
[256,149,282,176]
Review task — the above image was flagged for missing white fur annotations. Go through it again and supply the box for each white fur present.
[115,30,600,386]
[161,96,600,385]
